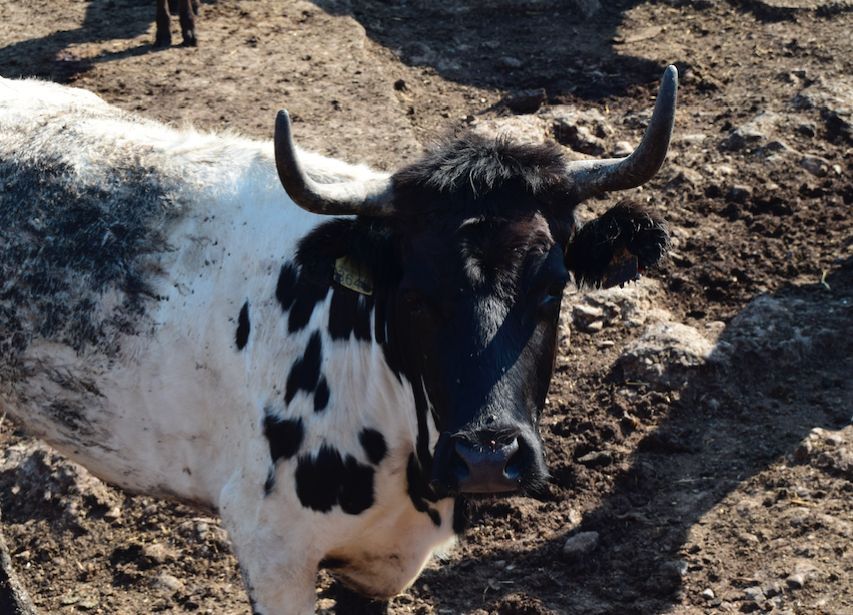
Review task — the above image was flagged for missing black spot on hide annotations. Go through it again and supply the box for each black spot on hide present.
[276,263,298,311]
[359,429,388,465]
[406,453,441,527]
[339,456,375,515]
[275,261,329,333]
[263,414,303,463]
[329,288,373,342]
[295,446,375,515]
[314,377,330,412]
[288,281,329,333]
[235,301,250,350]
[285,331,323,404]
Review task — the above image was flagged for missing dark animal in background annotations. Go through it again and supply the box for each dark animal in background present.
[0,66,677,614]
[155,0,200,47]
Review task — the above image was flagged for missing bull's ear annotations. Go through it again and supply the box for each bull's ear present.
[564,200,669,289]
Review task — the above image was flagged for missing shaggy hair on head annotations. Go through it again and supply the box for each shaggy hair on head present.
[391,134,572,214]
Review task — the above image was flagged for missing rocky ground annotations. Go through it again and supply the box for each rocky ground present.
[0,0,851,613]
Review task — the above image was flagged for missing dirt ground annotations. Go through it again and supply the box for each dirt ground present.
[0,0,851,613]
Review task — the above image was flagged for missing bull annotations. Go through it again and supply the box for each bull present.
[0,66,677,614]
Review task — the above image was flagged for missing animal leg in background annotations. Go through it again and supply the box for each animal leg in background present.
[154,0,172,48]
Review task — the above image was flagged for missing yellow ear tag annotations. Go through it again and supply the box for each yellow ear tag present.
[334,256,374,296]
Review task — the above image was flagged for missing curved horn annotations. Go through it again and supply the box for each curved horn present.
[274,110,395,216]
[565,65,678,201]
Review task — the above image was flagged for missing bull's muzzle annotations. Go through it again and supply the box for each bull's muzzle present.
[432,429,530,494]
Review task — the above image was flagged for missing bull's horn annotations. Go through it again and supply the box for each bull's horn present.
[565,65,678,201]
[274,110,395,216]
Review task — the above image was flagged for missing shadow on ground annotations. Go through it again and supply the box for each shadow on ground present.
[311,0,668,100]
[0,0,169,82]
[415,256,852,614]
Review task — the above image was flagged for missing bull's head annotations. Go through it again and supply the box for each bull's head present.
[273,67,677,497]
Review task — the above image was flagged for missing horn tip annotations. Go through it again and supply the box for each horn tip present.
[275,109,291,131]
[662,65,678,90]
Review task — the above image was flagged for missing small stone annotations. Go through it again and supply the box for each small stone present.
[502,88,547,114]
[763,582,782,598]
[799,155,830,177]
[743,586,765,602]
[154,573,184,593]
[702,588,716,600]
[104,506,122,521]
[785,573,805,589]
[562,531,600,560]
[612,140,633,156]
[572,304,604,332]
[142,542,174,565]
[796,122,816,137]
[662,559,689,579]
[576,450,612,467]
[554,122,604,155]
[726,185,752,203]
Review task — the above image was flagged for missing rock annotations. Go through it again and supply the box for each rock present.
[544,106,613,155]
[711,293,847,370]
[562,531,600,560]
[0,443,120,527]
[792,79,853,144]
[798,154,830,177]
[473,115,548,144]
[719,112,781,151]
[796,122,817,137]
[564,277,670,334]
[726,184,753,203]
[572,304,604,332]
[615,321,715,390]
[502,88,547,114]
[742,586,766,602]
[576,450,612,467]
[554,122,604,155]
[785,573,805,589]
[664,164,704,188]
[142,542,176,566]
[612,140,633,156]
[702,588,716,600]
[154,573,184,593]
[793,426,853,480]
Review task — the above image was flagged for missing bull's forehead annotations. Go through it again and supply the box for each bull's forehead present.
[456,212,555,288]
[454,213,555,344]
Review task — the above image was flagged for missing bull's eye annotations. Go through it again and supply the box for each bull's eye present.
[537,280,565,319]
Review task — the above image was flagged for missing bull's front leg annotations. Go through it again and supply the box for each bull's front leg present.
[219,476,320,615]
[178,0,198,46]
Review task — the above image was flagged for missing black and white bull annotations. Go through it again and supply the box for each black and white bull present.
[0,67,677,614]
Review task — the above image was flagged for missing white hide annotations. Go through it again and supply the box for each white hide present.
[0,78,454,614]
